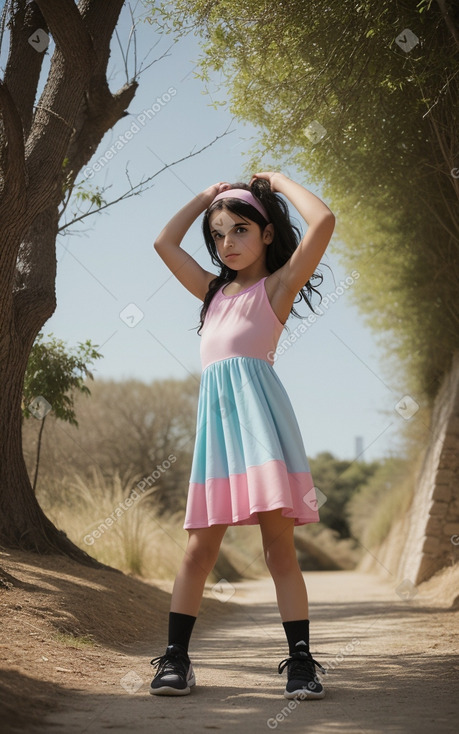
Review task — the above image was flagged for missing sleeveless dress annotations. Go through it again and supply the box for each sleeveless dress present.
[183,276,320,529]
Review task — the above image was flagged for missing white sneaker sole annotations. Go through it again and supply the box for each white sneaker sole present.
[284,686,325,700]
[150,670,196,696]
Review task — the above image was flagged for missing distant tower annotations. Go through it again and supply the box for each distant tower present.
[355,436,364,458]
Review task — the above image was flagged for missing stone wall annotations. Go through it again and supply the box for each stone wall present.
[412,351,459,583]
[361,351,459,585]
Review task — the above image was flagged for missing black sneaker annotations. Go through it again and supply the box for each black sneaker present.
[150,643,196,696]
[278,641,326,699]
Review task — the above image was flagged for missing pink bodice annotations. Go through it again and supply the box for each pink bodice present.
[200,276,285,371]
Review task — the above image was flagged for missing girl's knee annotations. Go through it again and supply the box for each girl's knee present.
[184,548,216,574]
[184,531,223,574]
[264,546,298,576]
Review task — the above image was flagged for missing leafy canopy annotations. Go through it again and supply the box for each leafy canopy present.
[147,0,459,400]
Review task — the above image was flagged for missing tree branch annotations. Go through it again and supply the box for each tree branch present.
[419,193,459,244]
[0,80,26,212]
[57,125,235,233]
[79,0,127,59]
[3,1,48,138]
[64,80,139,186]
[35,0,94,64]
[435,0,459,53]
[26,0,130,216]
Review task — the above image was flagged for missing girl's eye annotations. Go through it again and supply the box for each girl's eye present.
[213,227,247,240]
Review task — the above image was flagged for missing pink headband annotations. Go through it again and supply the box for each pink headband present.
[210,188,270,222]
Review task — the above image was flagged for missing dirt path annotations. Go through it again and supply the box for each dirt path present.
[27,570,458,734]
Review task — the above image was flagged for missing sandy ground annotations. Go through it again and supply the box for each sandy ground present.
[7,564,456,734]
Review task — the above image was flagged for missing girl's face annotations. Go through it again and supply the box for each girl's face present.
[208,207,273,270]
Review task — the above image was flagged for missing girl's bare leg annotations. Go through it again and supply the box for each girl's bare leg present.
[258,509,309,621]
[170,523,228,617]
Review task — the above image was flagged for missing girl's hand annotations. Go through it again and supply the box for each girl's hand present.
[200,181,232,208]
[249,171,287,192]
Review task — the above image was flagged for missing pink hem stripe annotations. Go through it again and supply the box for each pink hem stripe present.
[184,459,320,528]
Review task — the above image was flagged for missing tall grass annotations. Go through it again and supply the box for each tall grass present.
[347,455,418,549]
[37,468,189,578]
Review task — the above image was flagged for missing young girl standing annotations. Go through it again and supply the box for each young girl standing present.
[150,171,335,700]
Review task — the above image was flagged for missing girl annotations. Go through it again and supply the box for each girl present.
[150,171,335,700]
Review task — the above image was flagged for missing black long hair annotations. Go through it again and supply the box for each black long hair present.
[197,178,326,335]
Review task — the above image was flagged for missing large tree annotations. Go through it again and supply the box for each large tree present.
[149,0,459,401]
[0,0,138,561]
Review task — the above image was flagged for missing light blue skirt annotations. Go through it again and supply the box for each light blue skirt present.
[184,357,320,528]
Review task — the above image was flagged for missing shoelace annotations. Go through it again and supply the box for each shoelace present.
[150,647,189,677]
[278,650,326,678]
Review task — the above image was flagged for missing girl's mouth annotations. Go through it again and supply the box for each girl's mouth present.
[226,254,239,259]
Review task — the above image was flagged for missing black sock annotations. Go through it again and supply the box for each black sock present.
[168,612,197,653]
[282,619,310,654]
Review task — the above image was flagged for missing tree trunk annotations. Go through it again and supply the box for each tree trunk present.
[0,316,99,564]
[0,0,136,567]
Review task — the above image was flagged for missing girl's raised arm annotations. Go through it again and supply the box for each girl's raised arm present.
[251,172,335,298]
[154,183,230,301]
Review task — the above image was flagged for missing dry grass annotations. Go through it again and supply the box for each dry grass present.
[37,468,189,579]
[347,455,419,550]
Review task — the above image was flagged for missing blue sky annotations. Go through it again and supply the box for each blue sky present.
[13,4,416,463]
